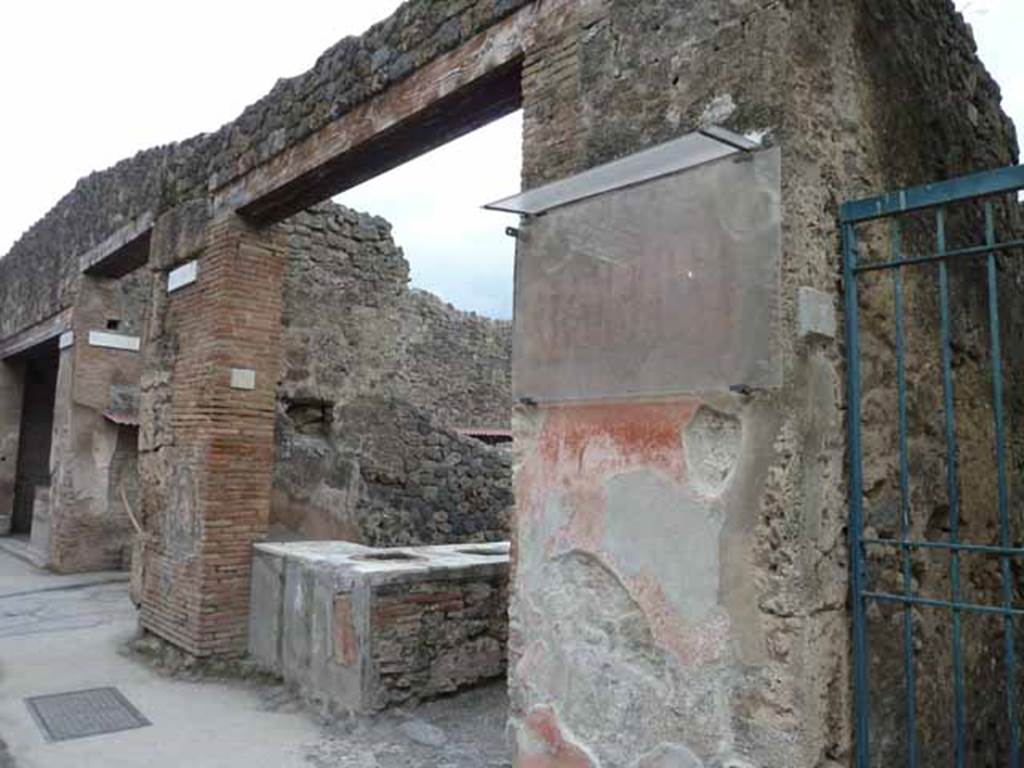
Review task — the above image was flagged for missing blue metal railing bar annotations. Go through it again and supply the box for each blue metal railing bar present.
[891,218,919,767]
[862,537,1024,557]
[864,591,1024,618]
[936,207,967,768]
[840,164,1024,223]
[843,220,872,768]
[853,237,1024,273]
[845,162,1024,768]
[984,200,1021,768]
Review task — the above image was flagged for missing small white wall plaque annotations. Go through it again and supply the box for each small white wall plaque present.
[58,331,75,350]
[230,368,256,391]
[797,286,837,340]
[167,260,198,293]
[88,331,141,352]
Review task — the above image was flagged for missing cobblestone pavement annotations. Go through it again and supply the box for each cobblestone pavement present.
[0,548,510,767]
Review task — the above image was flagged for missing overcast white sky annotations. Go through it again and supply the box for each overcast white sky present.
[0,1,1019,320]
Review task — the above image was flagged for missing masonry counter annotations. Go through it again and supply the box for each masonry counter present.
[248,540,509,714]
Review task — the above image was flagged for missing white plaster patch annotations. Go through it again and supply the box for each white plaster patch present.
[87,331,140,352]
[230,368,256,390]
[603,469,723,623]
[797,286,837,340]
[634,743,705,768]
[743,128,771,146]
[683,406,741,498]
[719,757,756,768]
[167,260,198,293]
[524,490,568,594]
[58,331,75,350]
[699,93,736,127]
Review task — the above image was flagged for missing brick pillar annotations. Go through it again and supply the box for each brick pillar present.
[46,275,143,572]
[520,0,589,188]
[0,358,24,534]
[140,211,285,657]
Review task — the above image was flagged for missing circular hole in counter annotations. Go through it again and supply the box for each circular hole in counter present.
[456,546,508,557]
[355,551,424,562]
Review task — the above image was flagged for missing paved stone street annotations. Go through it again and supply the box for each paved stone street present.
[0,549,510,767]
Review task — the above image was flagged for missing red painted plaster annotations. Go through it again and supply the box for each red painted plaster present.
[517,399,729,666]
[519,705,596,768]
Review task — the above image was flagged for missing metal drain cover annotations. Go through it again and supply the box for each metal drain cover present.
[25,687,150,742]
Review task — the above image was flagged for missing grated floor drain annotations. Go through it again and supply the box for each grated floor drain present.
[25,687,150,742]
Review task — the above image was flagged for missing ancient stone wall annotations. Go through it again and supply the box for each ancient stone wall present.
[508,1,1019,766]
[273,395,511,545]
[849,5,1024,753]
[138,213,289,656]
[3,195,509,571]
[137,200,511,654]
[0,144,173,340]
[273,203,512,545]
[395,289,512,431]
[371,570,509,709]
[0,0,1018,759]
[279,203,511,430]
[0,360,24,533]
[114,270,152,337]
[47,275,145,572]
[0,0,533,340]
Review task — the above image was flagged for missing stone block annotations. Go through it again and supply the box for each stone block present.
[248,540,510,713]
[797,286,837,340]
[248,548,285,672]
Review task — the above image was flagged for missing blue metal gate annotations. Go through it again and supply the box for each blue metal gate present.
[842,164,1024,767]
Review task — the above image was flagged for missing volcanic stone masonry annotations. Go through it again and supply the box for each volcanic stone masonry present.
[0,197,513,579]
[273,202,513,545]
[0,0,1019,766]
[131,201,512,652]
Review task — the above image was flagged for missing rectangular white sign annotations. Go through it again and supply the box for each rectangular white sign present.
[88,331,141,352]
[167,260,198,293]
[230,368,256,390]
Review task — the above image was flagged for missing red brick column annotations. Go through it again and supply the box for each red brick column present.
[140,212,285,656]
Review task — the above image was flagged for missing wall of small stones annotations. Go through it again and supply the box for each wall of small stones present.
[273,394,511,546]
[273,203,512,545]
[279,202,511,431]
[839,4,1020,765]
[370,572,509,709]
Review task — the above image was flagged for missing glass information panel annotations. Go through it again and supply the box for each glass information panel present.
[513,147,781,402]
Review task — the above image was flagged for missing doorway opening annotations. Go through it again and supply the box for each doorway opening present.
[11,337,59,536]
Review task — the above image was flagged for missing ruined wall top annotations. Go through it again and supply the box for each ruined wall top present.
[1,0,1019,344]
[0,0,533,339]
[280,201,512,430]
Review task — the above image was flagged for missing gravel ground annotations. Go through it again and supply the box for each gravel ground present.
[295,683,511,767]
